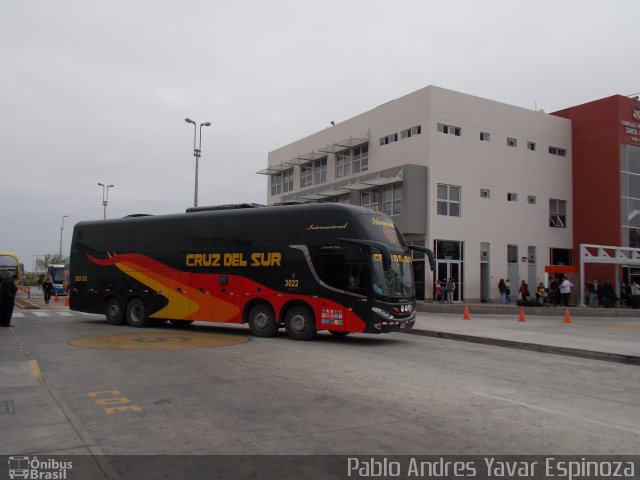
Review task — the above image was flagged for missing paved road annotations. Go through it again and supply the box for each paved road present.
[2,302,640,479]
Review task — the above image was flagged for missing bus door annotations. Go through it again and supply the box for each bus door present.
[209,274,238,323]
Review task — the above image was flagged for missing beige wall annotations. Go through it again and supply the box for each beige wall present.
[265,86,573,302]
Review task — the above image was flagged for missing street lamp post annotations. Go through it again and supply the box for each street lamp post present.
[59,215,68,259]
[185,118,211,207]
[97,183,115,220]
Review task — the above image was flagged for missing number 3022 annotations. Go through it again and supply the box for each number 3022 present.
[284,279,299,288]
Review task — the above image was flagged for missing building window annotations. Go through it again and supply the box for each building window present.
[270,175,282,196]
[379,133,398,145]
[480,132,491,142]
[361,188,381,212]
[507,137,517,147]
[437,123,461,136]
[336,151,351,178]
[527,141,536,151]
[353,145,369,174]
[401,125,422,138]
[313,158,327,184]
[528,195,536,204]
[507,192,518,202]
[437,184,461,217]
[550,199,567,228]
[382,184,402,216]
[282,169,293,193]
[508,245,518,264]
[549,146,567,157]
[480,189,490,198]
[300,164,313,188]
[550,247,572,265]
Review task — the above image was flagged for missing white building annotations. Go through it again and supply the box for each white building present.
[259,86,573,302]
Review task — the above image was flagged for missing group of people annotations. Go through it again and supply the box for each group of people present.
[434,278,457,303]
[498,276,573,307]
[586,279,640,308]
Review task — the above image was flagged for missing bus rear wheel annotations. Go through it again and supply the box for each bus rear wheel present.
[248,304,278,337]
[284,305,316,341]
[105,297,125,325]
[126,299,152,328]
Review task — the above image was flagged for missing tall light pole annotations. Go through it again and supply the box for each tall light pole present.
[97,183,114,220]
[185,118,211,207]
[59,215,68,259]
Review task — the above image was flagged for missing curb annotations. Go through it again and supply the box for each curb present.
[15,298,40,310]
[404,328,640,366]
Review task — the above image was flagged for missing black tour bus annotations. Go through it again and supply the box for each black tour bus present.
[69,203,434,340]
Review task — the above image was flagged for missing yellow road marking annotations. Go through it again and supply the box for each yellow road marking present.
[30,360,43,384]
[70,331,249,350]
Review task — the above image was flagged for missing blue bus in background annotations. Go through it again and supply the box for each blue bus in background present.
[47,264,68,295]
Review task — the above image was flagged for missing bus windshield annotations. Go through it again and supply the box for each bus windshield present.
[0,253,20,283]
[371,253,414,298]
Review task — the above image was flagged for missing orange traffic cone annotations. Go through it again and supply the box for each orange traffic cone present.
[64,296,69,307]
[463,305,471,320]
[519,307,525,322]
[54,293,59,303]
[563,308,572,324]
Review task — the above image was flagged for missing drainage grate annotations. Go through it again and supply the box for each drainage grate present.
[0,400,15,414]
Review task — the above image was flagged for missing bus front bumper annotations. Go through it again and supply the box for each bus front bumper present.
[368,309,416,333]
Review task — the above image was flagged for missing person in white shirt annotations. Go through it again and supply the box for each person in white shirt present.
[559,277,572,307]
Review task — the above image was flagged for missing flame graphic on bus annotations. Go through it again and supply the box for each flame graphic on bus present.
[86,253,240,321]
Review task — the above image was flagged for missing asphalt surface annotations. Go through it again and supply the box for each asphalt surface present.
[2,292,639,479]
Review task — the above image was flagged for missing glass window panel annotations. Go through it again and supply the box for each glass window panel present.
[437,201,448,215]
[449,186,460,201]
[629,174,640,199]
[449,203,460,217]
[437,184,448,199]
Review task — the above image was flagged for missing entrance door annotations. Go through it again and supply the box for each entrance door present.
[480,263,490,302]
[436,261,462,302]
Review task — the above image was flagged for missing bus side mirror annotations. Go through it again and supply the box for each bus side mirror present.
[408,246,436,272]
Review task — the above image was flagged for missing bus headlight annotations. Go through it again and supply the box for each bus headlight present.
[372,307,394,320]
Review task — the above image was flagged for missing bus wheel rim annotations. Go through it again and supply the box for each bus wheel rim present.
[291,313,306,332]
[254,311,269,330]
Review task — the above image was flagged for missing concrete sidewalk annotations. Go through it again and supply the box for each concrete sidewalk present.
[411,307,640,364]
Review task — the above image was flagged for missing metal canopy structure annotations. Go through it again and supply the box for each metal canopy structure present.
[255,163,292,176]
[318,136,369,154]
[579,243,640,306]
[342,172,403,191]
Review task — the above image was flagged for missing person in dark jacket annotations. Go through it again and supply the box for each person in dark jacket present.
[0,274,18,327]
[42,276,53,304]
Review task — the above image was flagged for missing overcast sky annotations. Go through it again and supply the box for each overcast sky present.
[2,0,638,271]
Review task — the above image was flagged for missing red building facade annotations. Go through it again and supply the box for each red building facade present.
[553,95,640,282]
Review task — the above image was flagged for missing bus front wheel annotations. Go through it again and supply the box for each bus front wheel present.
[105,297,125,325]
[284,305,316,341]
[126,299,151,328]
[248,304,278,337]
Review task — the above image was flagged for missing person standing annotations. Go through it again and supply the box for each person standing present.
[0,274,18,327]
[42,276,53,304]
[559,276,572,307]
[519,280,529,302]
[505,279,512,303]
[434,281,443,303]
[446,278,456,304]
[498,279,506,304]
